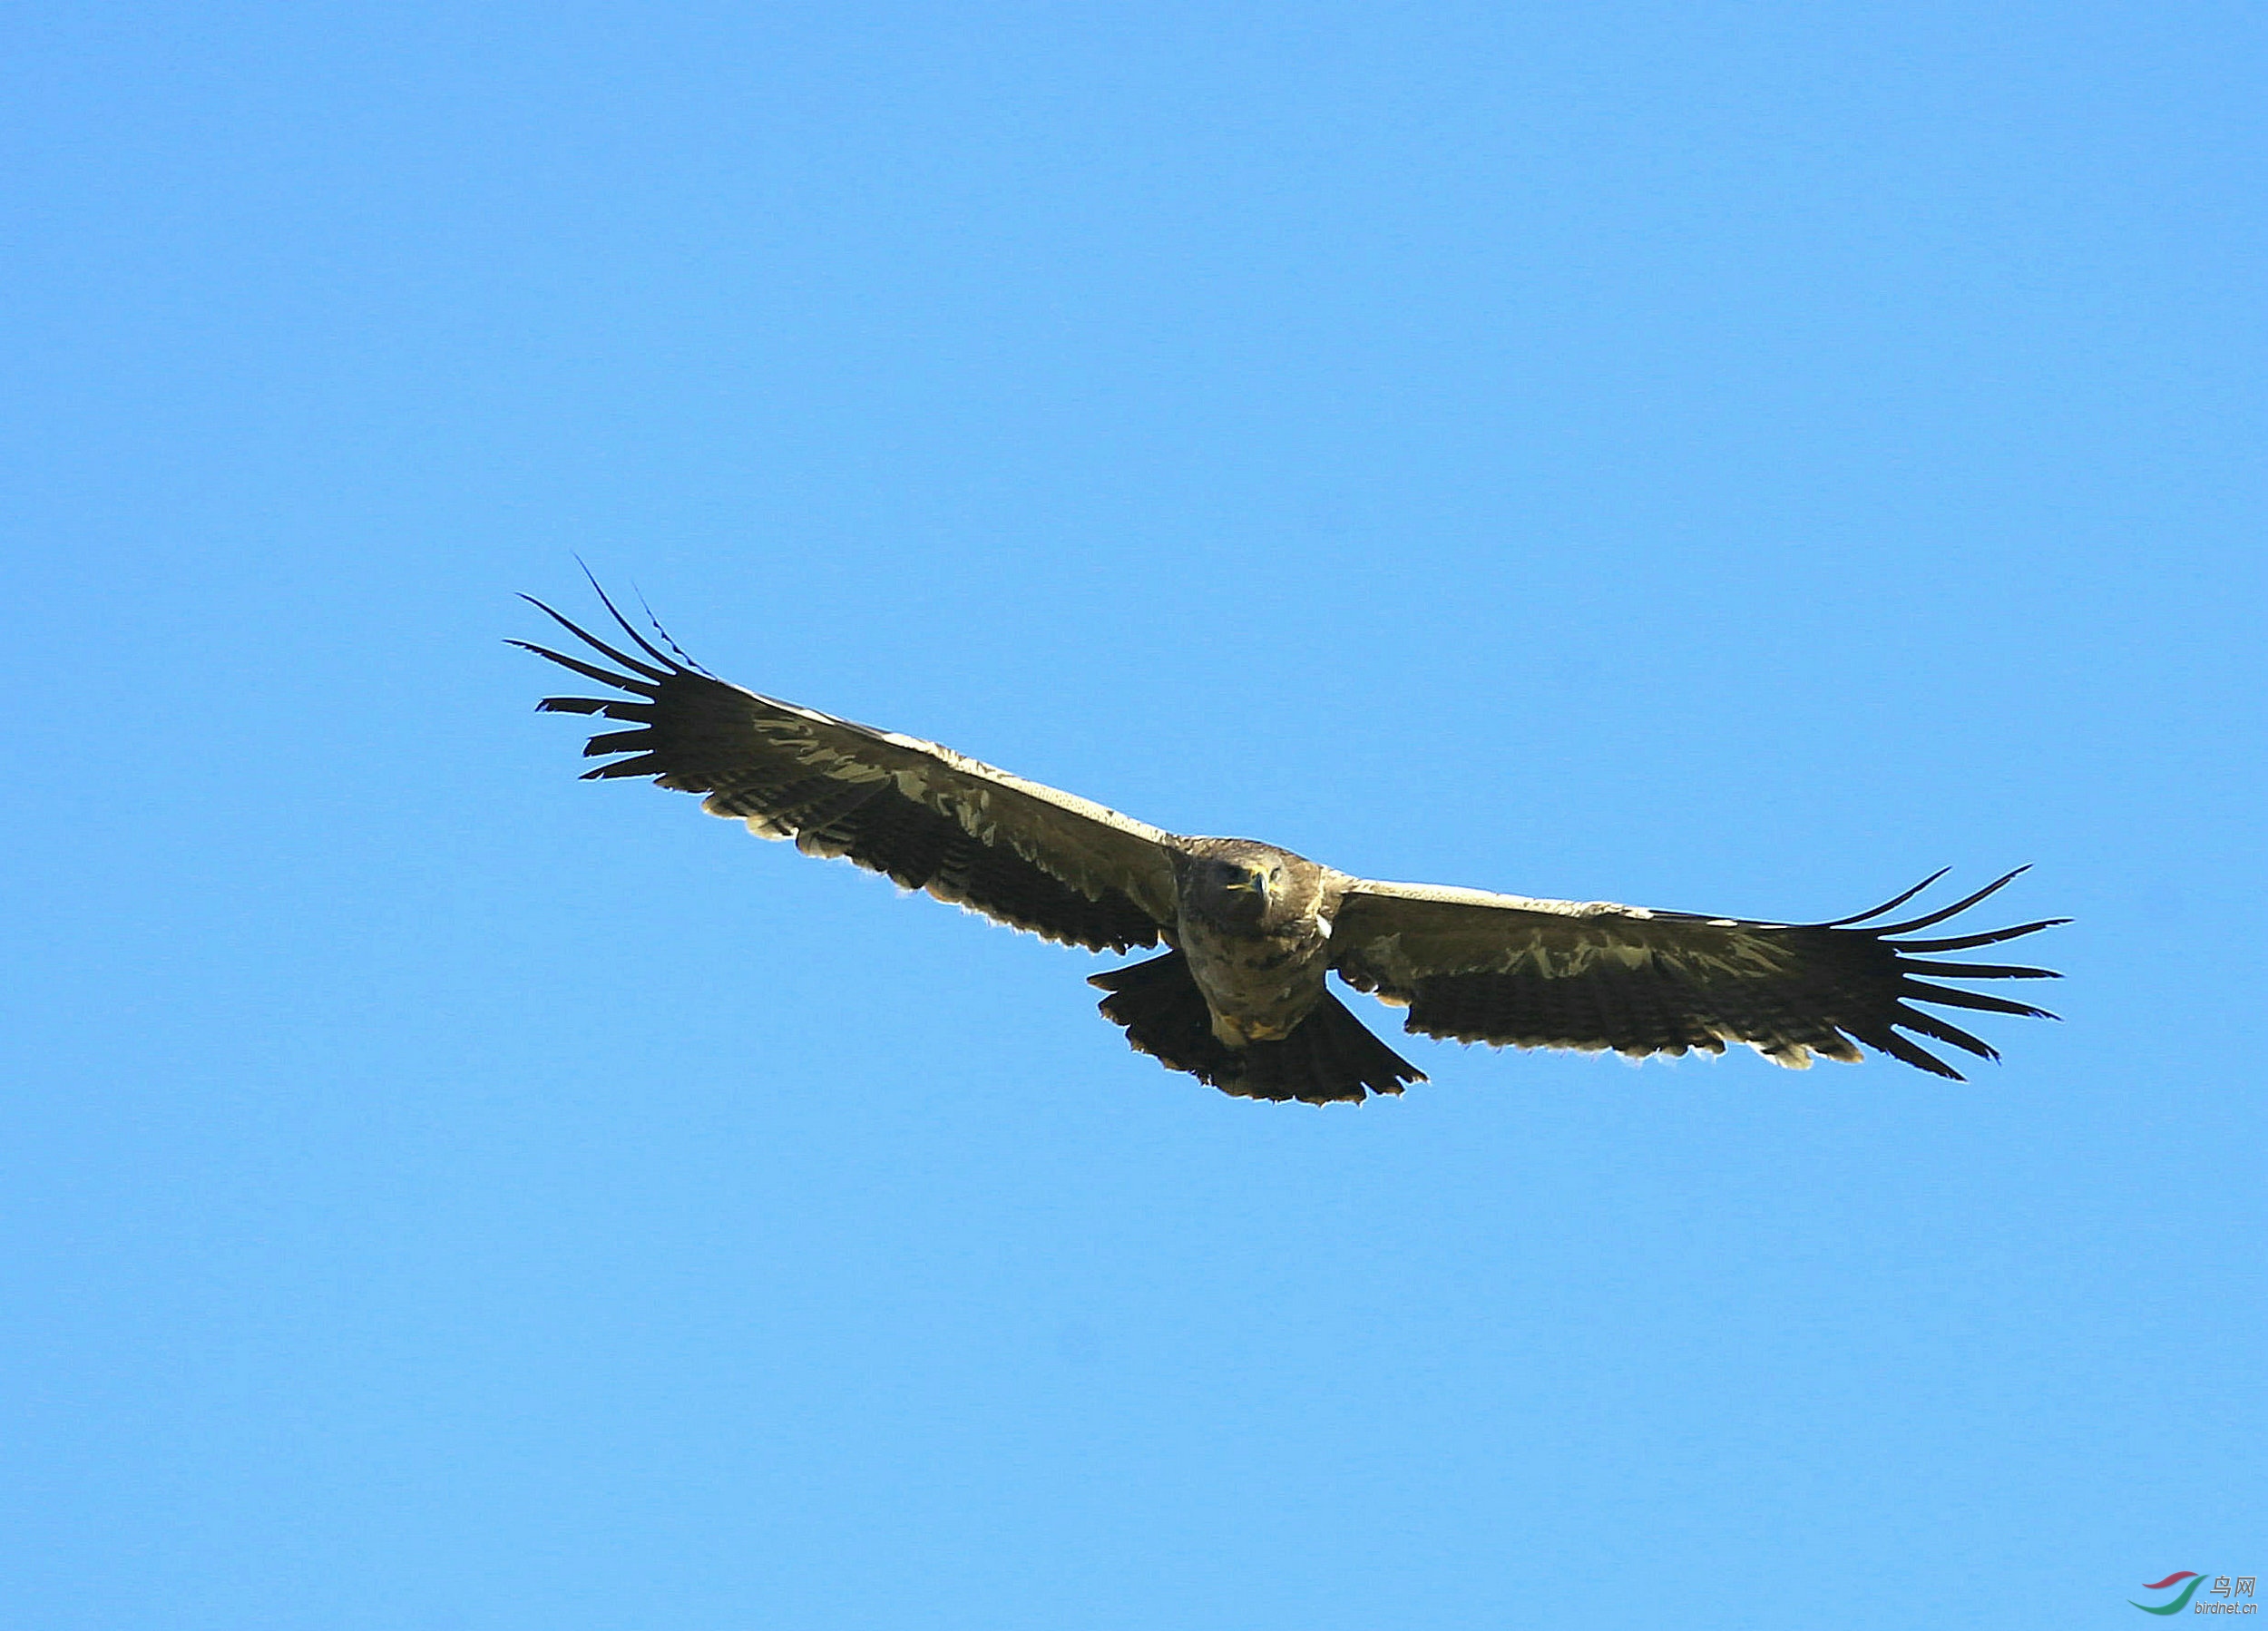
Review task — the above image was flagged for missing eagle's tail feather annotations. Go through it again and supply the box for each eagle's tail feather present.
[1090,952,1424,1105]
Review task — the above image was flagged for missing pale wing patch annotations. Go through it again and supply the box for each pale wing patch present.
[1343,918,1795,988]
[678,693,1180,920]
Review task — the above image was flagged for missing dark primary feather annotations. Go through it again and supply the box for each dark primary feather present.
[512,594,1172,952]
[1330,869,2067,1081]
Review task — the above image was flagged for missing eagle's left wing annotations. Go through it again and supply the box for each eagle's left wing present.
[514,591,1179,952]
[1327,870,2064,1079]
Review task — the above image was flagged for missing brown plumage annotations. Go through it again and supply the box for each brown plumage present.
[516,585,2066,1105]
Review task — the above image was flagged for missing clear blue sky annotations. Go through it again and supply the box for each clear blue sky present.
[4,4,2260,1626]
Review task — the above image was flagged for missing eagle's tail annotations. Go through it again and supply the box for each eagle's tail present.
[1089,951,1425,1104]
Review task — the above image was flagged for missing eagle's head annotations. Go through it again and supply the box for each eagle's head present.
[1175,840,1311,930]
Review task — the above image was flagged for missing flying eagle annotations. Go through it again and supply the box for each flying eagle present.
[516,588,2065,1105]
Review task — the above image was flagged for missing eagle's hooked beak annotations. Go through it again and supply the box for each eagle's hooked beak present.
[1227,865,1271,904]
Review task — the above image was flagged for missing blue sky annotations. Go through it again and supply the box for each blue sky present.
[4,4,2260,1626]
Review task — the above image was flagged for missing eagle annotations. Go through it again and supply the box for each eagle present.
[516,587,2065,1105]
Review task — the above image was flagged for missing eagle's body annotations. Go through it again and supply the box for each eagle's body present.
[517,588,2065,1104]
[1171,839,1336,1046]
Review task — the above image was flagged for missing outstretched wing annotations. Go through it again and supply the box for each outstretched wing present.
[1327,869,2065,1079]
[514,590,1178,952]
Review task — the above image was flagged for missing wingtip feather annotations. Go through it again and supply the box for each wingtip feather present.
[1820,867,1951,927]
[575,562,683,675]
[516,597,670,682]
[1875,866,2030,935]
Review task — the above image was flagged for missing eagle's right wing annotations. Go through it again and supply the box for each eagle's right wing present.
[515,592,1178,952]
[1327,870,2064,1079]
